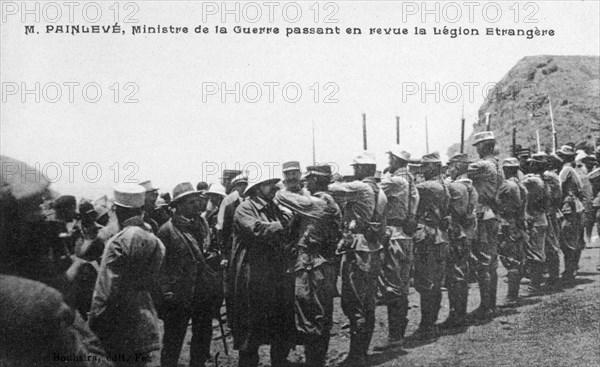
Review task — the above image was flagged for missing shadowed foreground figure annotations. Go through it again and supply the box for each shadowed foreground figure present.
[0,155,110,367]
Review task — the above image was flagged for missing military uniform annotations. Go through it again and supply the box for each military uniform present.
[497,164,528,304]
[521,171,549,291]
[377,155,419,344]
[468,132,504,316]
[444,153,479,325]
[329,156,387,364]
[543,169,563,284]
[412,152,450,334]
[277,185,341,367]
[557,146,585,280]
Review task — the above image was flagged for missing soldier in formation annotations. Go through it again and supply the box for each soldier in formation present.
[2,132,599,367]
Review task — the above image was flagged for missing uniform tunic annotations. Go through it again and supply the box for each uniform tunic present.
[446,175,478,291]
[497,178,527,272]
[522,174,549,263]
[468,158,503,277]
[543,170,563,279]
[276,190,341,346]
[378,167,419,300]
[329,179,387,336]
[413,177,450,293]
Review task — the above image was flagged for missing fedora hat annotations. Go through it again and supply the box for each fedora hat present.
[171,182,205,205]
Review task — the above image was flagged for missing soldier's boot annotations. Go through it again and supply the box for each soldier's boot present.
[373,297,408,351]
[546,249,561,286]
[411,292,439,341]
[440,284,468,329]
[238,351,260,367]
[500,271,521,307]
[489,268,498,315]
[305,335,330,367]
[470,280,494,322]
[339,332,368,367]
[527,262,545,296]
[270,341,291,367]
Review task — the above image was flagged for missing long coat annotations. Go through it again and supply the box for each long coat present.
[157,214,217,312]
[89,216,165,356]
[230,195,294,349]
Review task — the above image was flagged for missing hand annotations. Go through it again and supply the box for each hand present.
[220,259,229,269]
[65,255,87,281]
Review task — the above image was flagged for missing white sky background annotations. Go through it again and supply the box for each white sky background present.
[1,0,599,199]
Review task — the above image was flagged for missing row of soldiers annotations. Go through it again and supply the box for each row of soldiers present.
[1,132,599,367]
[205,130,600,366]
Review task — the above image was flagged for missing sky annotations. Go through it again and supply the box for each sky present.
[1,0,599,199]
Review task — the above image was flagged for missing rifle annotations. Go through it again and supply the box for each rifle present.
[512,127,517,157]
[460,101,465,153]
[548,98,558,153]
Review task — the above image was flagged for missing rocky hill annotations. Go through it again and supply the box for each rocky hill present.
[448,55,599,159]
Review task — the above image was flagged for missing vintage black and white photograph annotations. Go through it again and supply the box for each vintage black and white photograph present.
[1,1,599,366]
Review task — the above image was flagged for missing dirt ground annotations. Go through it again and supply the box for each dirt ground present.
[167,232,600,367]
